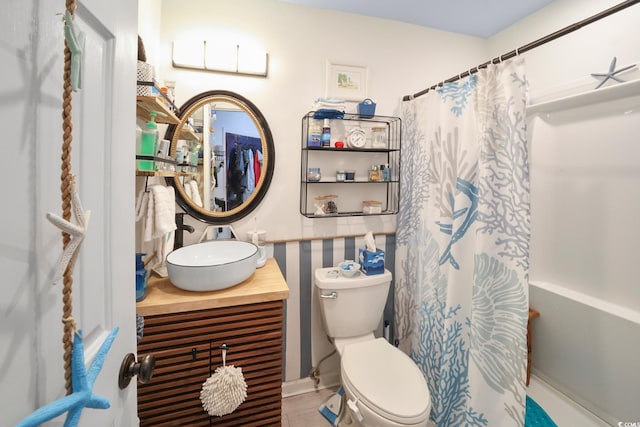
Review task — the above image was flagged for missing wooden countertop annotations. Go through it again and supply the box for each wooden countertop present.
[136,258,289,316]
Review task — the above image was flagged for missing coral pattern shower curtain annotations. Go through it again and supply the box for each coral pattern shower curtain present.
[395,59,530,426]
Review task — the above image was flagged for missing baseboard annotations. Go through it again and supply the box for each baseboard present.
[282,371,341,398]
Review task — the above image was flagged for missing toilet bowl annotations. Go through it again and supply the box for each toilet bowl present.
[341,338,430,427]
[314,267,431,427]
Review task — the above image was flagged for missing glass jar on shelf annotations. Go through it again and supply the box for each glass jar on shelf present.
[371,126,387,149]
[314,194,338,215]
[368,164,380,181]
[307,167,322,182]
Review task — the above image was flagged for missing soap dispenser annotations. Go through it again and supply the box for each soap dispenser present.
[138,111,159,171]
[135,253,149,301]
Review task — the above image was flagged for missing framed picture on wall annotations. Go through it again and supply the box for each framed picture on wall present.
[325,62,368,101]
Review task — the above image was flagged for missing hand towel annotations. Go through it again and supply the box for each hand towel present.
[152,185,176,266]
[184,179,193,200]
[188,180,203,207]
[135,189,149,223]
[137,185,176,267]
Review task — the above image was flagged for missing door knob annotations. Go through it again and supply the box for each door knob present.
[118,352,155,389]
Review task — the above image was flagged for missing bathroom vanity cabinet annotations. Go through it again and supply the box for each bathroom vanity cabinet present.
[136,259,289,426]
[300,113,401,217]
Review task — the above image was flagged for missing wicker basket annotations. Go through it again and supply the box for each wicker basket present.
[137,61,154,96]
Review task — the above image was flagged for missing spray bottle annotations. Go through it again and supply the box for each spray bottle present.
[138,111,159,171]
[135,253,149,301]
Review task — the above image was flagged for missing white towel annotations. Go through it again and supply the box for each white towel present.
[184,179,192,200]
[137,185,177,267]
[312,97,347,113]
[188,180,203,207]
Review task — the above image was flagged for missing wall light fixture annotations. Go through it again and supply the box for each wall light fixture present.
[172,40,268,77]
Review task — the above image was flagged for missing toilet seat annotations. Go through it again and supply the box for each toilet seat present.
[341,338,431,424]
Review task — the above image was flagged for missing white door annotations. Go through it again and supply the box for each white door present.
[1,0,138,425]
[65,1,139,425]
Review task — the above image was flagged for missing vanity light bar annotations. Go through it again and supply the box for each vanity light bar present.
[172,40,268,77]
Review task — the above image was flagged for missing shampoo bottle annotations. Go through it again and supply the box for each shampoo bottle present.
[321,119,331,147]
[138,111,159,171]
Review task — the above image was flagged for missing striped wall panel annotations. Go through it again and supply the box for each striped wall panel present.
[273,234,396,382]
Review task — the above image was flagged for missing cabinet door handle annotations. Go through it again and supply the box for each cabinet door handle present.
[320,292,337,299]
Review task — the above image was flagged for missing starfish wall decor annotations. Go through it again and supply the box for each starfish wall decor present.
[46,175,91,285]
[590,56,636,89]
[16,328,119,427]
[64,10,85,91]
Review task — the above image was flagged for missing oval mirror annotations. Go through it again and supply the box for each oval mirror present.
[164,90,275,224]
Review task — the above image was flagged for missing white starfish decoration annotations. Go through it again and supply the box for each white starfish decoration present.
[46,175,91,285]
[590,57,636,89]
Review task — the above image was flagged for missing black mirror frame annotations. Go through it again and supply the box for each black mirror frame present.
[164,90,275,224]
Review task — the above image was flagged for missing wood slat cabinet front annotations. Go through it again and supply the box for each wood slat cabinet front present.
[137,300,285,426]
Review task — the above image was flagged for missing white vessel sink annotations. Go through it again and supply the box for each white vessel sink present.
[166,240,258,292]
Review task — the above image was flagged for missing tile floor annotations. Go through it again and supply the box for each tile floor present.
[281,376,609,427]
[282,386,339,427]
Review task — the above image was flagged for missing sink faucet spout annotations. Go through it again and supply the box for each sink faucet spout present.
[174,213,195,250]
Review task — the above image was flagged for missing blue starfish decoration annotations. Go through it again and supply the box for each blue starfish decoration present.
[16,327,119,427]
[591,57,636,89]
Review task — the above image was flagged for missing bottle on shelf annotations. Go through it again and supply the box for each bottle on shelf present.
[138,111,159,171]
[321,119,331,147]
[308,119,322,147]
[369,164,379,181]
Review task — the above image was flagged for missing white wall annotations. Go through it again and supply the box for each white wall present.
[488,0,640,97]
[151,0,488,243]
[490,0,640,423]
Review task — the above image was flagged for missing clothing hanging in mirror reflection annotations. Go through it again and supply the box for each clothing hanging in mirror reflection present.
[227,133,263,210]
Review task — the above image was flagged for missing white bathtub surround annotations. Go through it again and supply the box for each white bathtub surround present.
[527,73,640,422]
[527,375,609,427]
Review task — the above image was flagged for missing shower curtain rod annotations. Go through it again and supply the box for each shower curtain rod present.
[402,0,640,101]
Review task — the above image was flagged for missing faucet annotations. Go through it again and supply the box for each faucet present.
[174,213,195,250]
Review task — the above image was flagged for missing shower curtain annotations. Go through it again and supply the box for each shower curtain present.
[395,58,530,426]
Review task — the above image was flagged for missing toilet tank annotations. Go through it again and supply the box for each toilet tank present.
[315,267,392,339]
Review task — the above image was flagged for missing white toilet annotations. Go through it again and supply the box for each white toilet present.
[315,267,431,427]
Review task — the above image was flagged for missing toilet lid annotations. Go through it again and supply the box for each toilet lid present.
[341,338,431,424]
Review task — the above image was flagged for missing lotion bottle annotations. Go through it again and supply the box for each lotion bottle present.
[138,111,158,171]
[321,119,331,147]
